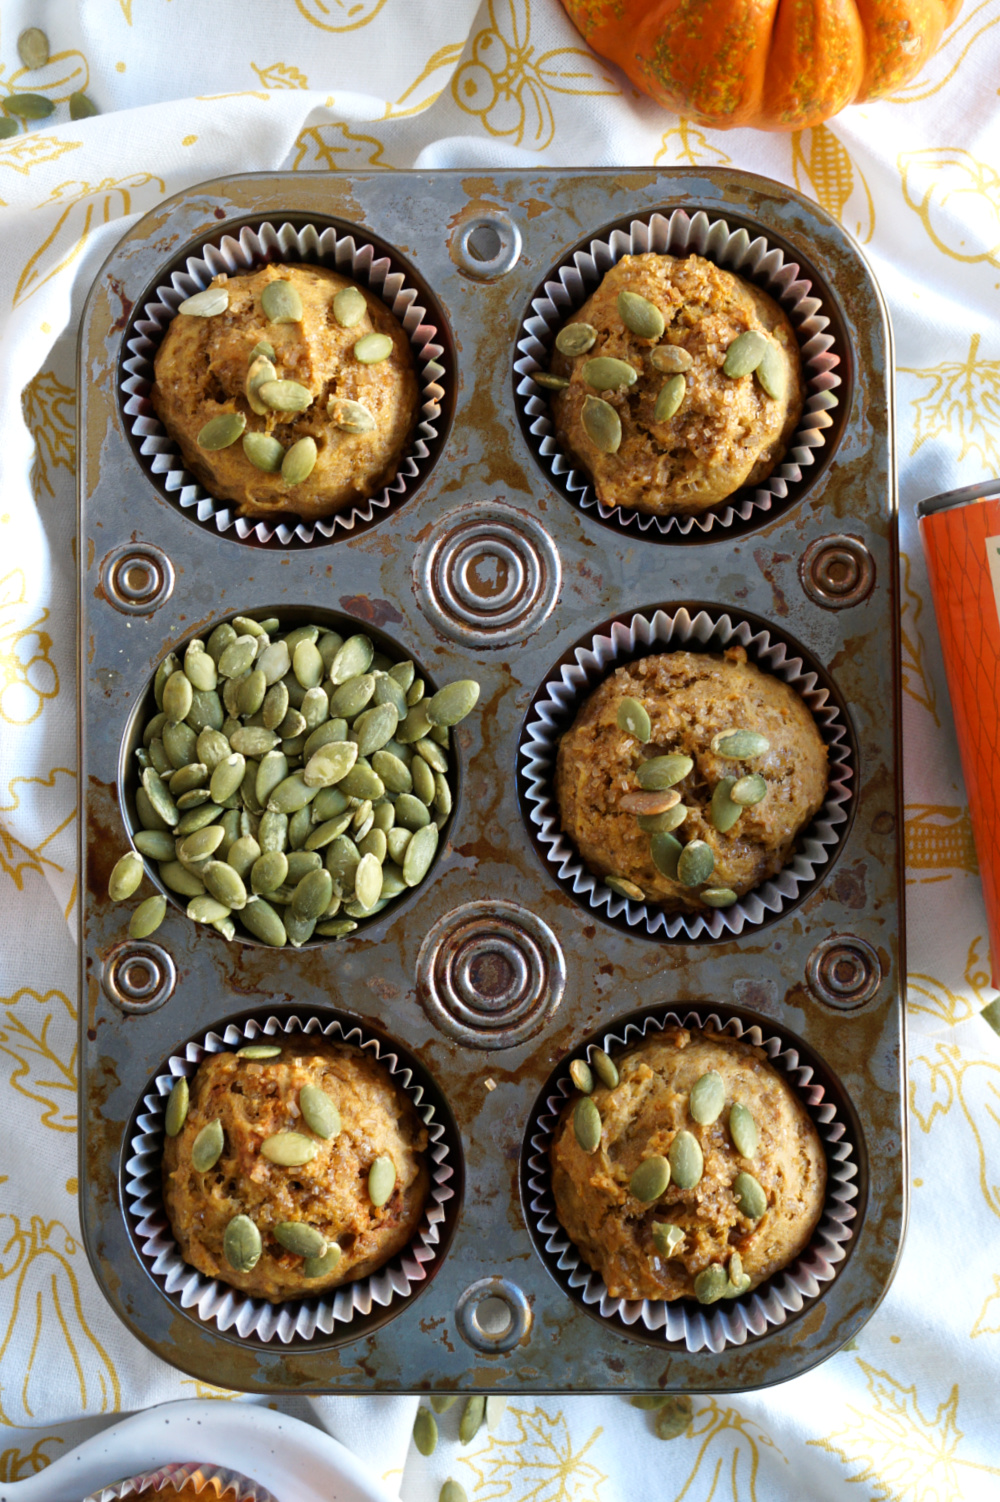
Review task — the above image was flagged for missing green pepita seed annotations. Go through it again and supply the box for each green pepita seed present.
[243,431,285,472]
[669,1130,704,1189]
[191,1119,224,1172]
[353,702,399,757]
[651,1221,685,1257]
[354,332,393,364]
[261,1131,317,1167]
[236,1044,282,1059]
[268,773,318,814]
[694,1264,729,1305]
[197,412,246,450]
[756,338,786,400]
[329,674,375,719]
[134,830,176,861]
[555,322,597,357]
[164,1077,189,1136]
[654,373,686,423]
[677,840,715,887]
[689,1071,726,1125]
[251,850,288,894]
[655,1396,693,1441]
[261,279,303,323]
[330,398,376,433]
[316,917,358,938]
[0,119,19,139]
[256,750,289,807]
[372,749,412,794]
[440,1481,468,1502]
[433,772,452,819]
[569,1059,594,1094]
[227,836,262,880]
[637,804,687,833]
[731,773,768,806]
[533,371,570,390]
[206,624,237,662]
[426,680,480,728]
[224,1214,262,1273]
[410,755,436,808]
[70,91,100,119]
[701,887,738,908]
[650,344,693,374]
[162,669,194,722]
[333,285,367,327]
[711,728,770,759]
[176,802,224,835]
[291,641,322,692]
[184,650,217,694]
[303,741,359,788]
[431,1396,459,1415]
[413,1408,438,1457]
[3,93,55,119]
[240,897,287,947]
[591,1049,618,1089]
[630,1396,671,1410]
[397,704,433,745]
[415,736,448,774]
[459,1396,486,1445]
[402,822,438,886]
[282,436,318,485]
[637,754,693,790]
[355,852,383,909]
[406,677,426,706]
[331,639,375,690]
[299,1084,341,1140]
[129,894,167,938]
[486,1396,507,1431]
[733,1171,767,1220]
[573,1096,602,1153]
[186,894,231,925]
[178,824,225,863]
[218,637,258,679]
[605,876,645,901]
[258,379,313,414]
[210,753,247,804]
[159,861,206,897]
[286,850,322,882]
[258,641,292,685]
[17,28,50,69]
[581,395,621,454]
[722,329,768,378]
[303,1243,343,1278]
[386,827,412,865]
[178,286,229,318]
[617,697,651,742]
[274,1221,327,1258]
[729,1103,759,1158]
[618,288,665,340]
[305,814,353,850]
[582,356,637,391]
[369,1154,396,1206]
[175,789,210,811]
[292,868,335,921]
[250,340,276,363]
[163,721,198,770]
[201,861,248,910]
[630,1154,671,1202]
[710,777,742,834]
[109,851,144,902]
[650,831,683,880]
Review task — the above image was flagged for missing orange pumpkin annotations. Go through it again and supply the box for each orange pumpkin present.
[560,0,963,130]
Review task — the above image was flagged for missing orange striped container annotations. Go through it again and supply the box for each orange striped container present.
[918,479,1000,986]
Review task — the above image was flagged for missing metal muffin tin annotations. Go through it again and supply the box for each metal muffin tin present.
[77,167,904,1394]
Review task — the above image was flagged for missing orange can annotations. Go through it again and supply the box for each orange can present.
[918,479,1000,985]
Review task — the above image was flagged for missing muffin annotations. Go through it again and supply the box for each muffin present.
[550,1026,827,1303]
[545,253,804,516]
[555,646,828,913]
[162,1039,430,1302]
[151,263,419,521]
[130,1486,241,1501]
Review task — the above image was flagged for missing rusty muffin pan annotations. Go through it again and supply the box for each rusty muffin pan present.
[77,168,904,1394]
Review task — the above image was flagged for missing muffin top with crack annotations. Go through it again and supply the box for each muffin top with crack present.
[151,262,419,522]
[546,252,804,517]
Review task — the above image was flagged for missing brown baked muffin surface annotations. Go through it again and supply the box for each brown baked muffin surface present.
[550,1027,827,1303]
[151,262,419,521]
[162,1040,429,1303]
[555,647,829,913]
[549,252,804,516]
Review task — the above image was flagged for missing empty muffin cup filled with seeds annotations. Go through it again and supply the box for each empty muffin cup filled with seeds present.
[120,612,479,947]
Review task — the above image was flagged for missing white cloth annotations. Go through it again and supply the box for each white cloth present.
[2,0,1000,1497]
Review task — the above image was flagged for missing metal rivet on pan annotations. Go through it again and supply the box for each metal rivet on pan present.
[799,535,875,610]
[806,935,881,1010]
[455,1277,532,1353]
[416,900,565,1049]
[101,543,175,615]
[452,212,522,279]
[101,940,176,1014]
[417,501,561,647]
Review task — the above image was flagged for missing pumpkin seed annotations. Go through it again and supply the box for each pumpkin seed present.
[677,840,715,887]
[630,1154,670,1202]
[460,1396,486,1444]
[711,728,770,759]
[268,773,318,814]
[197,412,246,450]
[573,1096,601,1153]
[178,285,229,317]
[373,749,412,794]
[329,674,375,719]
[178,824,225,864]
[582,356,637,391]
[650,344,693,373]
[292,640,324,691]
[333,284,367,327]
[261,1131,317,1166]
[397,704,433,745]
[129,894,167,938]
[618,288,665,340]
[223,1215,262,1273]
[354,332,393,364]
[186,894,231,925]
[402,822,438,886]
[191,1119,224,1173]
[161,669,193,722]
[620,789,680,816]
[184,649,217,694]
[109,851,144,902]
[654,1396,693,1441]
[176,802,224,835]
[164,1077,189,1136]
[219,637,258,679]
[292,868,335,921]
[316,918,358,938]
[355,852,383,909]
[654,373,686,423]
[637,754,693,790]
[369,1154,396,1206]
[694,1264,729,1305]
[305,814,352,850]
[236,1044,282,1059]
[259,379,313,414]
[651,1221,685,1257]
[282,436,318,485]
[756,338,786,400]
[426,680,480,727]
[569,1059,594,1094]
[555,322,597,356]
[701,887,738,908]
[637,805,687,833]
[330,635,375,685]
[722,329,768,378]
[591,1049,618,1089]
[733,1171,767,1220]
[250,340,276,363]
[353,702,399,756]
[3,92,55,119]
[431,1396,459,1415]
[630,1396,671,1410]
[134,830,176,862]
[406,677,426,706]
[581,395,622,454]
[729,1103,759,1158]
[258,641,291,686]
[256,750,289,807]
[0,119,18,139]
[650,831,683,880]
[415,736,448,774]
[304,1243,343,1278]
[486,1396,507,1431]
[440,1481,468,1502]
[386,827,412,865]
[286,850,323,881]
[17,28,50,69]
[210,753,247,805]
[163,721,199,769]
[410,755,435,808]
[330,398,376,433]
[261,279,303,323]
[374,673,408,716]
[251,850,288,894]
[433,773,452,818]
[605,875,645,901]
[303,741,359,788]
[159,860,206,897]
[228,836,262,879]
[617,697,651,742]
[731,773,768,806]
[243,431,285,472]
[412,1406,438,1458]
[274,1221,327,1259]
[533,371,570,391]
[200,860,247,910]
[669,1130,703,1189]
[240,897,287,947]
[689,1071,726,1125]
[710,777,742,834]
[299,1084,341,1140]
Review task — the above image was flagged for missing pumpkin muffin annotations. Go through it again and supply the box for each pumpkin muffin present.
[554,646,828,914]
[151,262,419,521]
[162,1039,430,1303]
[546,252,804,516]
[130,1484,242,1501]
[550,1026,827,1303]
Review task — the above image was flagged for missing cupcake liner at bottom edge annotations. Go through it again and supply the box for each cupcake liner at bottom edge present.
[86,1462,273,1502]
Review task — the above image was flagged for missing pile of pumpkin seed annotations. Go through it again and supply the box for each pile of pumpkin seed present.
[163,1041,397,1279]
[178,275,395,488]
[570,1052,768,1306]
[412,1394,508,1460]
[604,693,771,911]
[111,615,480,946]
[628,1393,693,1440]
[0,28,97,136]
[534,286,786,457]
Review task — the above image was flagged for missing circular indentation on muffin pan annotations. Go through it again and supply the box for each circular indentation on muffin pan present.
[452,211,523,280]
[455,1276,532,1353]
[120,216,455,548]
[416,900,565,1049]
[102,940,177,1014]
[800,534,876,609]
[806,935,882,1010]
[117,605,460,949]
[122,1009,462,1348]
[416,501,561,646]
[101,543,175,615]
[514,207,849,544]
[521,1004,862,1354]
[517,603,857,943]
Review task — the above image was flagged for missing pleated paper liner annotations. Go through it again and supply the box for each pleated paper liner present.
[120,220,448,547]
[124,1013,456,1344]
[524,1007,859,1354]
[517,605,856,942]
[85,1462,273,1502]
[514,207,843,540]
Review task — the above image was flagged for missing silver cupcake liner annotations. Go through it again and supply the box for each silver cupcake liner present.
[519,605,854,941]
[124,1014,455,1344]
[121,221,446,546]
[514,208,841,537]
[526,1008,858,1353]
[86,1462,273,1502]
